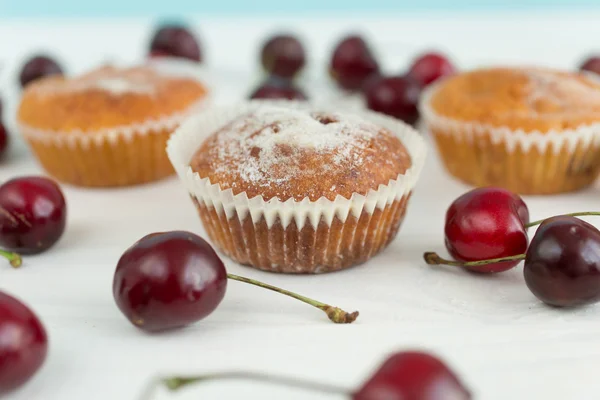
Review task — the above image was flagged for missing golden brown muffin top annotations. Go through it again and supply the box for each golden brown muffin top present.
[18,65,207,133]
[190,107,412,202]
[428,67,600,132]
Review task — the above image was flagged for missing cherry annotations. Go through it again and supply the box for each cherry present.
[365,76,421,125]
[149,24,202,62]
[19,55,63,88]
[261,34,305,79]
[407,52,456,87]
[524,216,600,307]
[426,187,529,273]
[0,291,48,395]
[580,56,600,75]
[113,231,357,332]
[249,77,308,100]
[0,123,7,159]
[353,351,471,400]
[330,35,380,91]
[148,350,470,400]
[0,176,66,259]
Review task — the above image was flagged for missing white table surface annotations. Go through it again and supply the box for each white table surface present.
[2,10,600,400]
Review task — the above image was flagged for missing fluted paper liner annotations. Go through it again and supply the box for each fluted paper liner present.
[420,82,600,195]
[18,97,209,187]
[167,100,427,273]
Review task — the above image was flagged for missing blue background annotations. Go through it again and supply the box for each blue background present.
[1,0,599,17]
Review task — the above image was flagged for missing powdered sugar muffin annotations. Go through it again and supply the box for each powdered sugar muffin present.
[17,65,208,187]
[420,67,600,194]
[168,102,426,273]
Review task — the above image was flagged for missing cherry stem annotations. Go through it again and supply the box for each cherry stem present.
[526,211,600,228]
[142,371,351,398]
[423,252,525,268]
[226,273,359,324]
[0,249,22,268]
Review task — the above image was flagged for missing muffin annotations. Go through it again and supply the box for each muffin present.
[420,67,600,194]
[17,65,208,187]
[167,102,426,273]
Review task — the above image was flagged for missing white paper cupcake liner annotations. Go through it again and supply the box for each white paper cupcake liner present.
[420,82,600,153]
[18,96,210,147]
[167,100,427,273]
[18,97,210,187]
[419,82,600,194]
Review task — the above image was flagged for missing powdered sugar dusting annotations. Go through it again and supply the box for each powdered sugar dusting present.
[200,106,408,195]
[32,66,159,96]
[523,68,600,116]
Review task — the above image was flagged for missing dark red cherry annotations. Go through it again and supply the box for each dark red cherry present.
[524,216,600,307]
[580,56,600,75]
[353,351,471,400]
[113,231,227,332]
[330,35,380,91]
[0,177,66,255]
[0,123,7,158]
[407,52,456,87]
[0,291,48,395]
[261,34,305,79]
[250,77,307,100]
[149,24,202,62]
[445,187,529,273]
[19,55,63,88]
[365,76,421,125]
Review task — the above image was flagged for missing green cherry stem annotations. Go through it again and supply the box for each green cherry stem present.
[139,371,351,400]
[226,274,359,324]
[525,211,600,228]
[423,252,525,268]
[0,249,22,268]
[152,371,351,396]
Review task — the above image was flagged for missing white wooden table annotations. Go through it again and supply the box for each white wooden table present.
[1,10,600,400]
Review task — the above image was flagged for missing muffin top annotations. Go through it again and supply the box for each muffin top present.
[18,65,207,134]
[427,67,600,132]
[189,106,412,202]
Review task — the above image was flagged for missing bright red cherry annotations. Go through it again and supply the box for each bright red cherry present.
[524,216,600,307]
[0,291,48,395]
[19,55,63,88]
[0,123,7,158]
[353,351,471,400]
[365,76,421,125]
[114,231,357,332]
[0,177,66,255]
[250,78,307,100]
[261,34,305,79]
[444,187,529,273]
[113,231,228,332]
[580,56,600,75]
[330,35,380,91]
[149,24,202,62]
[407,52,456,87]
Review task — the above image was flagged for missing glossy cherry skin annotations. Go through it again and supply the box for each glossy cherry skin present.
[19,55,63,88]
[113,231,228,332]
[524,216,600,307]
[445,187,529,273]
[0,123,7,158]
[149,24,202,62]
[261,34,305,79]
[0,177,67,254]
[407,52,456,87]
[365,76,421,125]
[580,56,600,75]
[353,351,471,400]
[250,78,307,100]
[330,35,380,91]
[0,291,48,395]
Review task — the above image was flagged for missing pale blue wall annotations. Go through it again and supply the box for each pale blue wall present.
[1,0,599,18]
